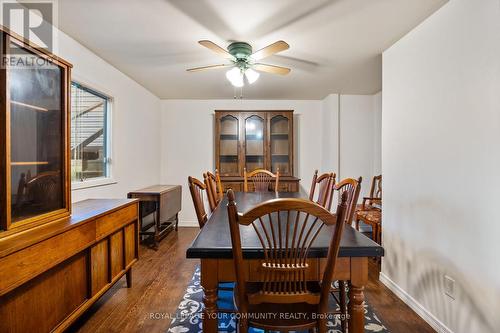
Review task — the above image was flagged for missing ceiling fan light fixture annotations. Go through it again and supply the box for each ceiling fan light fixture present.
[245,68,260,84]
[226,67,244,87]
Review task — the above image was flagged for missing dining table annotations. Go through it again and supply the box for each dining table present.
[186,191,384,333]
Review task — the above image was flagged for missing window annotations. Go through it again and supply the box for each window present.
[71,82,111,184]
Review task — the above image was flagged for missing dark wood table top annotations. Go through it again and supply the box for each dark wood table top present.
[128,185,181,195]
[186,192,384,259]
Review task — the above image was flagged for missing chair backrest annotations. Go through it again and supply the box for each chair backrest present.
[309,170,336,209]
[243,168,279,192]
[24,171,61,209]
[368,175,382,205]
[204,172,219,213]
[333,177,362,224]
[227,189,349,314]
[188,176,208,228]
[215,169,223,199]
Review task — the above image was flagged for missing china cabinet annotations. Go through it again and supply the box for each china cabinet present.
[214,110,299,192]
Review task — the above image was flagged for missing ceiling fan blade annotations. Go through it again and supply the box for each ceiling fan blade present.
[253,63,291,75]
[186,64,232,72]
[250,41,289,61]
[198,40,235,61]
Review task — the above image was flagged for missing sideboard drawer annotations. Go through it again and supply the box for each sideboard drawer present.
[0,221,96,296]
[96,204,138,239]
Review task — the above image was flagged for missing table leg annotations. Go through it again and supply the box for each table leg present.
[338,280,347,333]
[126,269,132,288]
[154,201,160,249]
[175,213,179,231]
[201,259,218,333]
[349,257,368,333]
[371,222,377,244]
[138,201,144,243]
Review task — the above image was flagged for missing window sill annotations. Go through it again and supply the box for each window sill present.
[71,178,117,191]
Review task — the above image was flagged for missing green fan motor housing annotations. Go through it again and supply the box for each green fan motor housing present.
[227,42,253,61]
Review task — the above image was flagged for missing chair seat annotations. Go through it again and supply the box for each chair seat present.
[240,282,329,330]
[356,210,381,224]
[355,203,381,212]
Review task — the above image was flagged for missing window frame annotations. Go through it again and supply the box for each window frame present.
[70,79,115,190]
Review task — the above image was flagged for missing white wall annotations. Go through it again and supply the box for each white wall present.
[320,94,339,173]
[61,29,162,202]
[160,99,322,226]
[339,95,378,197]
[321,93,382,197]
[381,0,500,332]
[372,91,382,175]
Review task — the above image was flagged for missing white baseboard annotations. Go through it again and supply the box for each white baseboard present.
[178,220,200,228]
[379,272,453,333]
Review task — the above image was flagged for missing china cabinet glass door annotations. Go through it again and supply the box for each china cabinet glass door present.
[244,115,265,172]
[270,114,291,175]
[8,40,65,223]
[218,115,239,176]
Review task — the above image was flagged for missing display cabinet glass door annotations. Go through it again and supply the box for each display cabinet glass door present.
[8,41,65,223]
[244,115,265,172]
[270,114,291,175]
[218,115,239,176]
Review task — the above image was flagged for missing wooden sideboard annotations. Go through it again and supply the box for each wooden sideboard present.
[0,199,139,333]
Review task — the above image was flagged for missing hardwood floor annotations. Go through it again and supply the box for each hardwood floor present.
[69,227,435,333]
[365,260,435,333]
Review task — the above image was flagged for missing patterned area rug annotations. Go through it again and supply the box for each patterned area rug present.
[167,267,388,333]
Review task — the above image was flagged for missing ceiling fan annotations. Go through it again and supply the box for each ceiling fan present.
[187,40,291,87]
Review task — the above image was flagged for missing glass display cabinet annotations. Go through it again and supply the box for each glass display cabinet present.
[215,110,298,192]
[269,112,292,175]
[244,113,265,172]
[0,29,72,232]
[216,112,240,176]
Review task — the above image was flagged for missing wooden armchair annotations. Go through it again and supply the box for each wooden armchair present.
[227,189,349,333]
[358,174,382,211]
[309,170,336,209]
[243,168,279,192]
[355,175,382,244]
[188,176,209,228]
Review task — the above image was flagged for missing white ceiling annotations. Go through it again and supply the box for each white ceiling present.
[58,0,447,99]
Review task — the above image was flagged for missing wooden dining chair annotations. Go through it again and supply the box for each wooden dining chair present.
[215,169,223,198]
[226,189,349,333]
[330,177,362,333]
[309,170,336,209]
[188,176,209,228]
[191,176,235,300]
[15,170,61,210]
[243,168,279,192]
[204,172,220,213]
[334,177,362,225]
